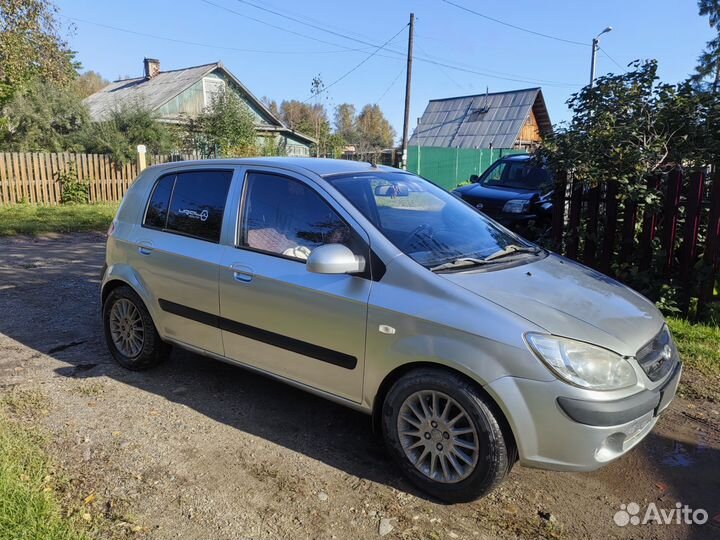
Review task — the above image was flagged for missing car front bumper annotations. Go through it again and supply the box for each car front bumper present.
[490,212,538,225]
[485,362,682,472]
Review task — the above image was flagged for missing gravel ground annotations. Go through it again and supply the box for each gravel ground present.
[0,232,719,540]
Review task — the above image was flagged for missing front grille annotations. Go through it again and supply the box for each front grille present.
[462,195,504,215]
[635,326,677,382]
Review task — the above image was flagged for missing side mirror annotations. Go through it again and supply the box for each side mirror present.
[469,174,479,183]
[306,244,366,275]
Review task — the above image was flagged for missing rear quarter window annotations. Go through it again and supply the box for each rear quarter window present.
[144,174,175,229]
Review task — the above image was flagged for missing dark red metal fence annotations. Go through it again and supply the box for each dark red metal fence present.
[550,167,720,317]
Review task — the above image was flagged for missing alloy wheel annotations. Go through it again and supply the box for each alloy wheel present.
[109,298,144,358]
[397,390,480,483]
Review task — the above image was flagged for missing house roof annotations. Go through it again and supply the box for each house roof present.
[83,61,316,145]
[408,88,552,149]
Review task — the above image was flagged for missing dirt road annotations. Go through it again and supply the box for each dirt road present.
[0,233,719,540]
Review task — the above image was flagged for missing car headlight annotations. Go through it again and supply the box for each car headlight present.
[502,199,530,214]
[526,333,637,390]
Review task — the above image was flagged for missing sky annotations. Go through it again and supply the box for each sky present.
[56,0,715,143]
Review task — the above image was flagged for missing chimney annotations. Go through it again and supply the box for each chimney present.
[143,58,160,79]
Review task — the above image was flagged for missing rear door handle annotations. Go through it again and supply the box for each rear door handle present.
[230,263,253,283]
[137,241,153,256]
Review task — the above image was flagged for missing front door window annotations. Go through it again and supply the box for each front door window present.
[240,171,365,261]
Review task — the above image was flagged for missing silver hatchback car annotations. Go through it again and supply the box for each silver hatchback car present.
[101,158,681,502]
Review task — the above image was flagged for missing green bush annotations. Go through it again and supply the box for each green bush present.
[57,166,89,205]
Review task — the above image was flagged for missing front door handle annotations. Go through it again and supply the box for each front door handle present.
[230,263,253,283]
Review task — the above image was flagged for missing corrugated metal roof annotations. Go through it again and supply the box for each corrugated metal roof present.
[408,88,551,149]
[83,63,219,122]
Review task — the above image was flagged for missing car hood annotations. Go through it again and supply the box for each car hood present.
[455,183,538,203]
[441,253,663,356]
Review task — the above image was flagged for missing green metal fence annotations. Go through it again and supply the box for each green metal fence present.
[406,146,525,190]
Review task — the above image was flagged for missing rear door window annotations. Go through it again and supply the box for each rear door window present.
[166,171,233,242]
[143,170,233,243]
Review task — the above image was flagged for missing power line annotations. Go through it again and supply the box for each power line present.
[441,0,590,47]
[239,0,402,50]
[63,13,373,55]
[203,0,581,88]
[599,47,626,71]
[376,66,406,103]
[416,42,464,90]
[234,0,400,52]
[200,0,379,53]
[229,0,577,86]
[304,24,409,102]
[415,56,579,87]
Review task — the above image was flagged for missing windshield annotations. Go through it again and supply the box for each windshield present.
[479,160,551,190]
[327,171,535,269]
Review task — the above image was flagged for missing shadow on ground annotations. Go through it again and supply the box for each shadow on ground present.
[1,233,719,539]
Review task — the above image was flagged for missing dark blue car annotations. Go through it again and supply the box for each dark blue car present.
[452,154,553,231]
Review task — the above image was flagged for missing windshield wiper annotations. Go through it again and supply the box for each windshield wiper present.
[483,244,541,261]
[429,245,540,272]
[430,257,495,272]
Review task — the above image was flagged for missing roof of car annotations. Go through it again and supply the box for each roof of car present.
[501,154,532,161]
[146,157,400,178]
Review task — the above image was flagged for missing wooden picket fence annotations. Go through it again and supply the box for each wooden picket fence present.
[550,167,720,315]
[0,151,199,205]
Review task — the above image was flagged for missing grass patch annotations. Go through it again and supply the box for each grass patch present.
[0,203,118,236]
[668,317,720,378]
[0,413,86,540]
[68,381,105,398]
[2,389,49,417]
[668,317,720,402]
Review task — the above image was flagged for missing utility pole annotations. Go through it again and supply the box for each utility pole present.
[589,37,598,87]
[401,13,414,170]
[589,26,612,87]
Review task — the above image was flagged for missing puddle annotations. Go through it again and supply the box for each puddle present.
[651,423,713,469]
[657,439,709,468]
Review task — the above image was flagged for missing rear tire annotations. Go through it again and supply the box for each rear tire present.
[103,285,170,370]
[381,368,513,502]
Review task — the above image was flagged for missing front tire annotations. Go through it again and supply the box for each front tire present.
[382,368,513,502]
[103,285,169,370]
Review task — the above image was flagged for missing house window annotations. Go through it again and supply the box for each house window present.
[203,77,226,107]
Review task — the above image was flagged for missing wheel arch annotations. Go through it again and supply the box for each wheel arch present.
[101,267,161,330]
[371,362,518,461]
[101,278,130,305]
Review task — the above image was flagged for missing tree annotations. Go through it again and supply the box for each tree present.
[536,61,720,311]
[279,99,331,156]
[77,104,177,162]
[0,0,77,106]
[188,90,256,157]
[74,70,109,98]
[261,96,280,119]
[356,104,395,150]
[280,100,328,135]
[334,103,356,143]
[1,78,87,151]
[541,61,686,191]
[694,0,720,92]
